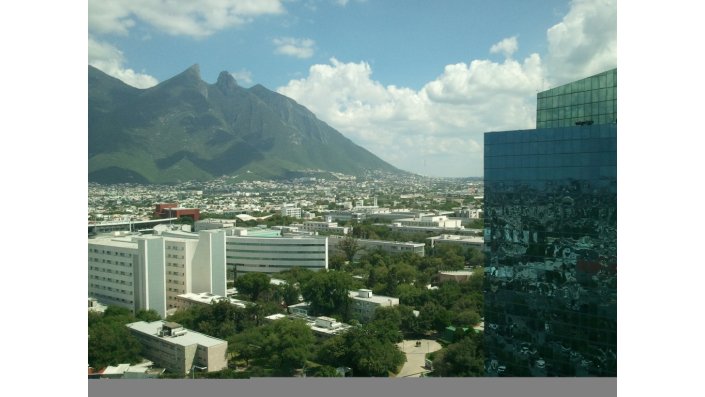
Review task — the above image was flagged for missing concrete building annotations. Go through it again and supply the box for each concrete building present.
[427,234,485,250]
[328,235,425,259]
[264,314,352,338]
[88,229,227,317]
[154,203,201,222]
[88,297,108,313]
[289,219,351,235]
[88,238,141,312]
[175,292,249,310]
[349,289,399,322]
[438,270,475,283]
[226,235,328,276]
[281,204,302,219]
[89,361,164,379]
[126,321,227,375]
[395,215,463,229]
[194,218,237,232]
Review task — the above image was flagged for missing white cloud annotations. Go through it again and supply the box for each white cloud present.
[88,0,285,38]
[273,37,316,59]
[546,0,617,84]
[278,54,541,176]
[490,36,519,58]
[230,69,254,85]
[277,0,616,177]
[88,37,158,88]
[334,0,367,6]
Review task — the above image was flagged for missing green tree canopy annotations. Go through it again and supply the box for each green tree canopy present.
[88,307,142,369]
[300,270,354,318]
[230,319,316,375]
[317,325,405,377]
[431,336,484,377]
[235,272,271,301]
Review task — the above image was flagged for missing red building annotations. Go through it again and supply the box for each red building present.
[154,203,200,222]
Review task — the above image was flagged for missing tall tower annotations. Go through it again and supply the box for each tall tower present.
[483,69,617,376]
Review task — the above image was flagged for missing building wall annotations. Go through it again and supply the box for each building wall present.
[483,123,617,376]
[350,295,399,323]
[203,343,228,373]
[90,232,227,317]
[88,241,138,311]
[164,239,196,311]
[126,322,228,375]
[136,237,167,317]
[226,236,328,275]
[328,236,425,259]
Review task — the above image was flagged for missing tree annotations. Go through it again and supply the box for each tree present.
[88,307,142,369]
[317,326,406,377]
[235,273,271,301]
[418,302,452,333]
[279,283,301,307]
[136,309,161,322]
[455,310,481,328]
[338,234,361,263]
[431,337,484,376]
[231,319,316,375]
[329,253,347,271]
[300,270,353,318]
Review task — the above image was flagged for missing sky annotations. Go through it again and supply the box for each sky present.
[88,0,617,177]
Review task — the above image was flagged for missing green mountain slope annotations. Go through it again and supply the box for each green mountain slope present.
[88,64,404,184]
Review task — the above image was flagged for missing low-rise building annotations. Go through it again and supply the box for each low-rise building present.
[175,292,250,310]
[290,219,351,235]
[264,314,352,338]
[438,270,475,283]
[89,361,164,379]
[281,204,302,219]
[227,234,328,275]
[194,218,237,232]
[126,320,227,375]
[328,236,425,259]
[349,289,399,322]
[88,297,108,313]
[427,234,485,250]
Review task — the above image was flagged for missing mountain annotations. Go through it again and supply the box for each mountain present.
[88,64,404,184]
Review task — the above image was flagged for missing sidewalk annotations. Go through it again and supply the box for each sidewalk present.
[394,339,442,377]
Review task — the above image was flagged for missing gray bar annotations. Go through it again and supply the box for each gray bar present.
[89,378,617,397]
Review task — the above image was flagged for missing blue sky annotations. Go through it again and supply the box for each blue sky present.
[88,0,617,177]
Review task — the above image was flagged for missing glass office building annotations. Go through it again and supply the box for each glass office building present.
[483,69,617,377]
[537,69,616,128]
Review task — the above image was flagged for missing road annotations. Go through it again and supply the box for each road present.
[394,339,442,377]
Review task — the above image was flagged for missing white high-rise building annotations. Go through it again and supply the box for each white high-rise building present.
[88,230,227,317]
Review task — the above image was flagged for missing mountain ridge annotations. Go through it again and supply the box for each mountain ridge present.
[88,65,405,184]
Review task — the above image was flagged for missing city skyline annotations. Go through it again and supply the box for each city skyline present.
[88,0,617,178]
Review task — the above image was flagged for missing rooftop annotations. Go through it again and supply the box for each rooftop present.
[126,320,227,348]
[177,292,249,308]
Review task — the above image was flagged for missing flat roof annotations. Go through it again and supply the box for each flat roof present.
[349,291,399,305]
[88,238,137,249]
[428,235,484,242]
[439,270,474,276]
[102,364,130,375]
[177,292,249,307]
[126,321,226,348]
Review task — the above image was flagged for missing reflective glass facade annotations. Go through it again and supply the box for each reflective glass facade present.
[483,70,617,377]
[537,69,616,128]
